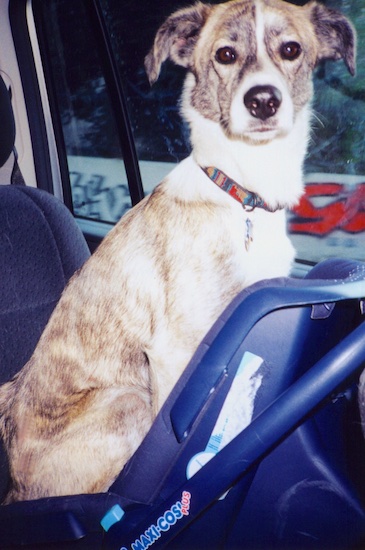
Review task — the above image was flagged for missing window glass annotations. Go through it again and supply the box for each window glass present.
[97,0,194,165]
[36,0,132,224]
[36,0,365,263]
[289,0,365,263]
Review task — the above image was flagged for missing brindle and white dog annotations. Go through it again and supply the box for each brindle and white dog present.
[0,0,355,503]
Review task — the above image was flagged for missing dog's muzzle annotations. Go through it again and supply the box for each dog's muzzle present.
[244,85,282,121]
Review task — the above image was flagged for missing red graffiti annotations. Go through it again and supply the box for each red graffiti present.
[290,182,365,236]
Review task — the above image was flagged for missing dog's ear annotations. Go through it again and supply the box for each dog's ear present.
[311,3,356,76]
[145,2,212,85]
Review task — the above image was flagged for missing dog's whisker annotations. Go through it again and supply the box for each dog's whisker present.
[311,110,326,129]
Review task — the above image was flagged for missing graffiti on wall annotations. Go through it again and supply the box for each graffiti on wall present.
[290,181,365,236]
[70,170,131,223]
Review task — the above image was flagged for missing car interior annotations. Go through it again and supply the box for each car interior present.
[0,0,364,548]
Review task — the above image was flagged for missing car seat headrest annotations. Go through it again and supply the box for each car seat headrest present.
[305,258,365,282]
[0,74,16,168]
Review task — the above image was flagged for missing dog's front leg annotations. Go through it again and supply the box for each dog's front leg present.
[146,341,196,414]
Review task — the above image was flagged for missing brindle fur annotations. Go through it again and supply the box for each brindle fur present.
[0,0,355,503]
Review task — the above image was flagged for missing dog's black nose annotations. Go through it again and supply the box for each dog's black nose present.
[244,85,282,120]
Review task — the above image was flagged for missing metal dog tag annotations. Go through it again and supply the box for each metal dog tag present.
[245,218,253,251]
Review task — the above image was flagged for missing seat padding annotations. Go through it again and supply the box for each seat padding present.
[0,185,90,379]
[0,185,90,499]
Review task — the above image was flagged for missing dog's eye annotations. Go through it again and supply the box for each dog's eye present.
[215,47,237,65]
[280,41,301,61]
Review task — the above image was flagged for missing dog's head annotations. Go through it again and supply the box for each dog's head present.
[145,0,356,144]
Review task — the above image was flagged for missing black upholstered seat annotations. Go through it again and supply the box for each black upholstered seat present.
[0,74,90,500]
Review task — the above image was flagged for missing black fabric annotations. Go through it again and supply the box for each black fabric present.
[0,185,90,500]
[0,185,90,380]
[0,77,15,168]
[305,257,365,282]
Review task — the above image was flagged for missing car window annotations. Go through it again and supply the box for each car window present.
[34,0,365,264]
[33,0,134,225]
[289,0,365,264]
